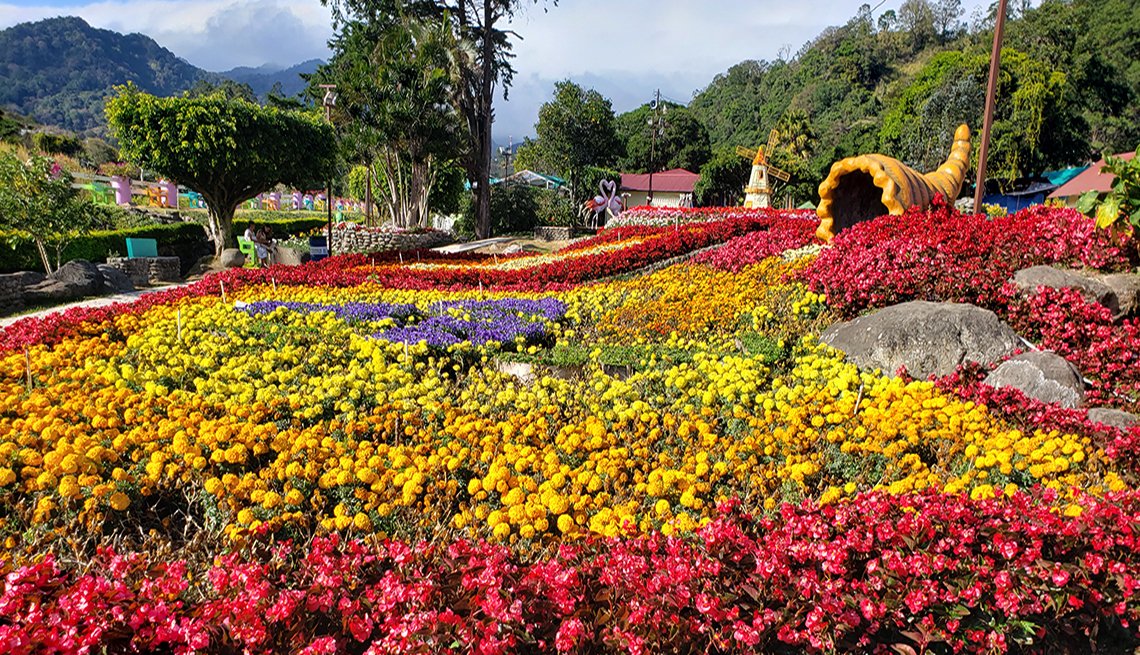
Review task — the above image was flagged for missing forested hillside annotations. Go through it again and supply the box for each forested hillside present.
[0,17,213,134]
[689,0,1140,192]
[0,17,323,134]
[222,60,324,100]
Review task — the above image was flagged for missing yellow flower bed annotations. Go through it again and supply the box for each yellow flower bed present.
[0,251,1123,556]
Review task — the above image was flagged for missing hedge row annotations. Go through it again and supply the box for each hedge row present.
[1,217,335,274]
[228,216,329,240]
[0,223,208,274]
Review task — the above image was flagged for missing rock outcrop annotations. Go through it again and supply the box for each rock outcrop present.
[821,301,1021,379]
[983,351,1085,409]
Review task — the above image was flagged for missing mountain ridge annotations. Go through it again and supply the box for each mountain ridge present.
[0,16,323,134]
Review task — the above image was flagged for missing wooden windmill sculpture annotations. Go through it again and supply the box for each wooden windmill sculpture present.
[737,129,790,208]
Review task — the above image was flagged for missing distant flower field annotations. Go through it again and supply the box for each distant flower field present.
[1,205,1139,653]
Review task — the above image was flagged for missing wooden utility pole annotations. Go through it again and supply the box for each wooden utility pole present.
[973,0,1008,213]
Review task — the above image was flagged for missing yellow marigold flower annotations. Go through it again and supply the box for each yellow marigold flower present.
[556,514,574,533]
[57,475,80,499]
[353,512,372,531]
[109,491,130,511]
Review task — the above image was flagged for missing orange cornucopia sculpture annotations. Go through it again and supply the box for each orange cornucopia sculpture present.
[815,124,972,242]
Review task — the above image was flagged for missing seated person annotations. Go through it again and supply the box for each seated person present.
[255,226,276,266]
[243,223,272,266]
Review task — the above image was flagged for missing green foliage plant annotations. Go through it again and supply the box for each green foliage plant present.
[318,18,463,230]
[695,147,750,207]
[0,148,99,273]
[454,182,544,235]
[32,132,82,157]
[0,222,207,274]
[616,102,711,174]
[1077,151,1140,235]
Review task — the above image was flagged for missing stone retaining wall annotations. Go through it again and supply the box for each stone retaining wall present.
[0,274,23,315]
[534,227,576,241]
[105,257,182,285]
[105,258,150,287]
[331,228,453,254]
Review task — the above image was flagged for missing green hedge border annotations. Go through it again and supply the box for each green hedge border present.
[0,223,208,274]
[229,216,329,240]
[1,216,336,274]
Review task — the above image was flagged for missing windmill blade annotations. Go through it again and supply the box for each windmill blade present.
[767,165,791,182]
[766,128,780,157]
[736,146,758,160]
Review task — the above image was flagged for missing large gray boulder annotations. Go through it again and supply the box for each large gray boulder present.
[983,351,1085,409]
[1095,273,1140,318]
[23,279,82,302]
[821,301,1021,379]
[97,264,135,293]
[1087,408,1140,431]
[275,247,304,266]
[51,259,103,296]
[220,249,247,269]
[1012,266,1118,314]
[10,271,45,287]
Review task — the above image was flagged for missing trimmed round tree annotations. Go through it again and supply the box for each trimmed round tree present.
[105,84,337,254]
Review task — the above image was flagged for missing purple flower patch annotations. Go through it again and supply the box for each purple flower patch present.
[375,298,567,349]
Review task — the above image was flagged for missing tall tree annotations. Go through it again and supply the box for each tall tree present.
[768,109,819,205]
[616,103,711,174]
[879,48,1089,181]
[318,18,464,228]
[324,0,555,239]
[105,85,337,254]
[898,0,938,53]
[528,80,620,204]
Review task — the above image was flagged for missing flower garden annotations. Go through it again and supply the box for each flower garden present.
[3,202,1140,653]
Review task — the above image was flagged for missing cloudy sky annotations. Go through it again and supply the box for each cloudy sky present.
[0,0,996,139]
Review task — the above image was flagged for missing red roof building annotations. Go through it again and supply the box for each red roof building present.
[1048,152,1135,201]
[619,168,699,208]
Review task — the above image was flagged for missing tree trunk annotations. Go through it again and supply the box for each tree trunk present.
[208,202,237,256]
[474,0,495,240]
[34,238,52,275]
[365,160,374,227]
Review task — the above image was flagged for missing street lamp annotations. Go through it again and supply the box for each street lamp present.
[498,136,514,178]
[320,84,338,256]
[647,90,666,206]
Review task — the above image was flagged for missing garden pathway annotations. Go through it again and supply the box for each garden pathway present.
[432,237,515,254]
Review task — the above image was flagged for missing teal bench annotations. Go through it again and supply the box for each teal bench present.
[125,238,158,258]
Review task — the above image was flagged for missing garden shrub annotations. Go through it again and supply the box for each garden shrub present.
[454,183,544,236]
[0,223,209,273]
[534,188,576,227]
[31,132,82,157]
[228,216,329,240]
